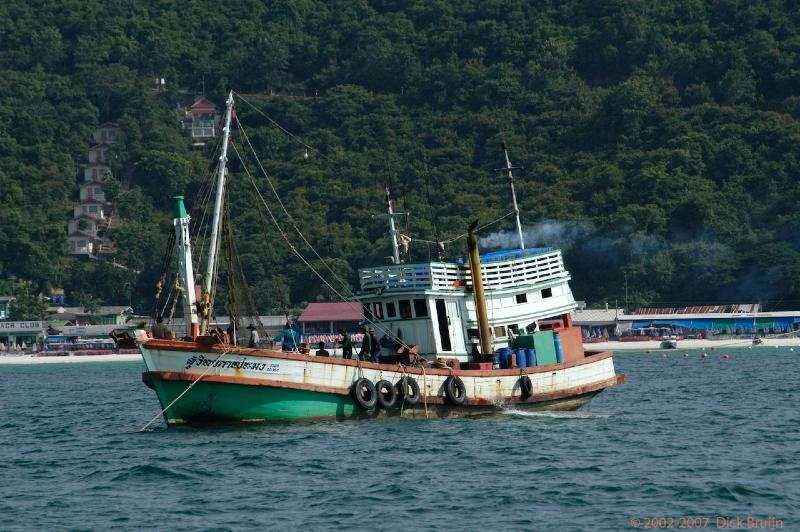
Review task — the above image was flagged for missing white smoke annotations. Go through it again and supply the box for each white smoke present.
[479,220,593,250]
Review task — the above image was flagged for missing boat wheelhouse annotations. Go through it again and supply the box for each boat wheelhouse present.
[354,246,576,359]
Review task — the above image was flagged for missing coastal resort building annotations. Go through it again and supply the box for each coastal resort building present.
[183,97,220,145]
[573,303,800,341]
[47,305,134,326]
[0,320,45,352]
[68,122,119,256]
[297,302,363,346]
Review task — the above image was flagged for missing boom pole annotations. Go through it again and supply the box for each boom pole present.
[467,221,493,356]
[200,90,235,334]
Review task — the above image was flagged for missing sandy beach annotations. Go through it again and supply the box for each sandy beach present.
[0,353,143,365]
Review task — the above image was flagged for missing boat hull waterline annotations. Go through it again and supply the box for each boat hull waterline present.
[140,340,622,424]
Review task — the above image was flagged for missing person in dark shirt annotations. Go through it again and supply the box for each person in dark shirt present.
[151,316,171,339]
[338,329,353,359]
[358,327,381,362]
[315,341,330,357]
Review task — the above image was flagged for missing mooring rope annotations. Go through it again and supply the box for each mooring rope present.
[139,348,231,432]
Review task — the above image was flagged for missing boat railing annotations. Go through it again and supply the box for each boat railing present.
[358,250,568,292]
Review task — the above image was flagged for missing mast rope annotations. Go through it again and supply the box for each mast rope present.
[230,140,412,352]
[233,91,333,163]
[234,115,354,296]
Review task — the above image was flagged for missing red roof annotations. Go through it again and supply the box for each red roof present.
[298,302,362,322]
[190,97,217,110]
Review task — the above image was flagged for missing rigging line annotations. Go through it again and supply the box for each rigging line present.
[233,144,410,350]
[234,117,354,296]
[409,211,518,246]
[139,348,232,432]
[233,91,334,163]
[441,211,517,244]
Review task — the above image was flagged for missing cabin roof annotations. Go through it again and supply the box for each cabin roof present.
[190,97,217,110]
[298,302,362,322]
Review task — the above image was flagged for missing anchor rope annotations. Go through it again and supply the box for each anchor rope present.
[139,347,231,431]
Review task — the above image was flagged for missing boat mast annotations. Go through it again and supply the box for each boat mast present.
[467,221,493,356]
[501,142,525,250]
[173,196,199,337]
[386,185,401,264]
[199,90,235,334]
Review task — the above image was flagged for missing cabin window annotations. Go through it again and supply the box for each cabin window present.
[413,299,428,317]
[515,293,527,304]
[493,325,506,338]
[509,324,519,335]
[362,302,374,321]
[399,300,412,319]
[467,328,480,339]
[373,302,383,320]
[386,301,397,318]
[542,288,553,299]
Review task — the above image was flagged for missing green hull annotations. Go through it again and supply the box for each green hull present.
[150,377,601,424]
[152,379,360,423]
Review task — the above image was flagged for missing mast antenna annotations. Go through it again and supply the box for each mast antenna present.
[500,142,525,250]
[199,90,235,334]
[370,185,408,264]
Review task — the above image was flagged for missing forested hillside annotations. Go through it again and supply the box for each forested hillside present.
[2,0,800,313]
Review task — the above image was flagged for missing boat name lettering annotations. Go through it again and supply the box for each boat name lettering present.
[184,354,274,372]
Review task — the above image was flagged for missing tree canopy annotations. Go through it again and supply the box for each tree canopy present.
[2,0,800,313]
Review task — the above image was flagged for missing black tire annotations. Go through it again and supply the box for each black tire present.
[375,379,397,409]
[444,376,467,405]
[519,375,533,398]
[351,378,377,410]
[395,376,421,406]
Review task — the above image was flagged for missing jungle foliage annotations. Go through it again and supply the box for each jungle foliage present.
[2,0,800,313]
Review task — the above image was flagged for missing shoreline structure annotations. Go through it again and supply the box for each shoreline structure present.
[2,337,797,365]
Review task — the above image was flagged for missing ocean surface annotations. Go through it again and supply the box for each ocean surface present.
[1,348,798,531]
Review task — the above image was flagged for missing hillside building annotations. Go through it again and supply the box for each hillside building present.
[68,122,119,256]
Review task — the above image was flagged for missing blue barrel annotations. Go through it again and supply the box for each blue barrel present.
[554,334,564,363]
[491,352,501,369]
[497,348,510,369]
[525,348,537,367]
[514,347,527,368]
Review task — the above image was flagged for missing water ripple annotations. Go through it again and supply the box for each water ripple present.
[1,352,798,529]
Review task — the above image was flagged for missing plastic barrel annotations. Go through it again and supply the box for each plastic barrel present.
[514,347,527,368]
[554,333,564,363]
[492,352,501,369]
[497,348,510,369]
[525,348,537,367]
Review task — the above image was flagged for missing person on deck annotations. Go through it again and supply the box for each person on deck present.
[359,327,381,362]
[339,329,353,359]
[277,321,300,352]
[315,341,330,357]
[151,316,171,339]
[247,324,260,348]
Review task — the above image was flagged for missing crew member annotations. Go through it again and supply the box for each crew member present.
[151,316,171,339]
[315,341,330,357]
[339,329,353,359]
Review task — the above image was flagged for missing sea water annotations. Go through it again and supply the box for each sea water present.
[1,348,798,530]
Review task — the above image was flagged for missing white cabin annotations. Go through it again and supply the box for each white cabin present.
[354,247,577,360]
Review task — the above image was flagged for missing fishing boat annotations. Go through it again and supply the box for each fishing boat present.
[139,92,624,425]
